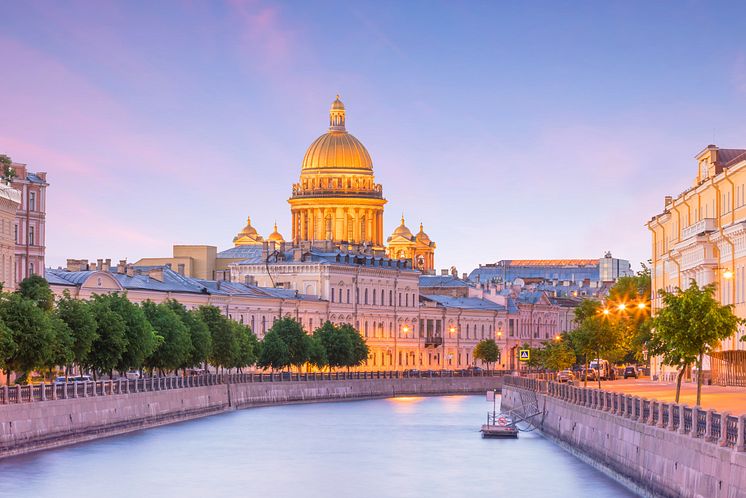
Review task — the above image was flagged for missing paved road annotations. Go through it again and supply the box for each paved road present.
[576,378,746,416]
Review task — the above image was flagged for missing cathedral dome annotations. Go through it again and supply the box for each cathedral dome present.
[301,96,373,171]
[233,216,264,246]
[416,223,432,244]
[389,216,414,240]
[267,222,285,243]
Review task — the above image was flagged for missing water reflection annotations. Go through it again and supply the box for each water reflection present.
[0,395,635,498]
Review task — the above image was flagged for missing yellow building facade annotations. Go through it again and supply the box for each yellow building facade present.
[647,145,746,385]
[386,216,436,272]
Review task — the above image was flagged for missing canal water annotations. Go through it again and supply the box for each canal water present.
[0,395,635,497]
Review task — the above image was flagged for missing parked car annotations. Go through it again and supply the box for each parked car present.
[580,368,597,381]
[623,366,638,379]
[557,369,575,383]
[125,371,141,380]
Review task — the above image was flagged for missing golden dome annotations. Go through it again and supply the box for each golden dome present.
[389,215,414,240]
[301,96,373,171]
[416,223,431,244]
[233,216,264,246]
[267,222,284,243]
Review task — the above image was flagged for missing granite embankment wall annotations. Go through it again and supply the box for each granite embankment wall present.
[502,378,746,498]
[0,376,501,459]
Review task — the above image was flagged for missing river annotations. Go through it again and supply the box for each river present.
[0,395,635,497]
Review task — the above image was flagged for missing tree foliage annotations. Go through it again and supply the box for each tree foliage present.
[18,275,55,312]
[339,324,368,369]
[198,305,237,371]
[165,300,211,369]
[0,293,53,381]
[271,317,309,370]
[142,301,191,374]
[539,340,576,372]
[101,293,157,372]
[257,330,290,371]
[649,281,743,405]
[86,297,127,377]
[56,291,98,369]
[473,339,499,369]
[313,321,352,370]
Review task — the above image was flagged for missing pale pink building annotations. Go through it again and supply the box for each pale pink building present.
[11,163,48,282]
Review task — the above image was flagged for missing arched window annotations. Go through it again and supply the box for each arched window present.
[381,289,385,305]
[405,294,409,307]
[372,289,376,305]
[364,288,368,305]
[339,288,343,303]
[389,290,393,306]
[331,289,335,303]
[347,289,350,303]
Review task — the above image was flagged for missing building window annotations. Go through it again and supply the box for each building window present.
[29,263,34,275]
[29,226,34,246]
[405,294,409,307]
[14,224,17,243]
[389,290,393,306]
[29,192,36,211]
[331,289,335,303]
[372,289,376,305]
[364,288,368,305]
[347,289,350,303]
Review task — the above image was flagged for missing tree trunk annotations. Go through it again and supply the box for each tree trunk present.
[675,364,687,403]
[584,354,588,388]
[5,370,9,385]
[696,351,704,407]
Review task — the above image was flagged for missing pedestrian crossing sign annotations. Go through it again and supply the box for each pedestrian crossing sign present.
[519,349,530,361]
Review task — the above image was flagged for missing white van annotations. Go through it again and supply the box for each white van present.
[589,359,612,380]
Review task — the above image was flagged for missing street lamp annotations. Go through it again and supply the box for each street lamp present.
[617,303,626,311]
[602,308,611,316]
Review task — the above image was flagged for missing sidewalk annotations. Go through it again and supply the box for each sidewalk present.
[591,378,746,416]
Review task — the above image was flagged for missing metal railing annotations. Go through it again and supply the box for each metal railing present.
[504,376,746,453]
[0,369,508,405]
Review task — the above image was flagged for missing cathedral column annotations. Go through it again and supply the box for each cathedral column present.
[335,207,344,242]
[377,210,383,245]
[315,208,323,240]
[353,208,360,243]
[343,209,349,242]
[367,209,374,244]
[299,211,306,241]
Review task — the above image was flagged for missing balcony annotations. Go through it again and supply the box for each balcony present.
[682,218,717,240]
[291,183,384,200]
[424,335,443,348]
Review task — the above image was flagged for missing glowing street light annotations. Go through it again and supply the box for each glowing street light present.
[617,303,627,311]
[637,302,646,310]
[554,335,561,341]
[602,308,610,315]
[724,270,734,280]
[402,325,409,333]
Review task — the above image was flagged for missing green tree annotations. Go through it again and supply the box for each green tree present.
[569,299,620,388]
[270,317,309,371]
[0,321,16,382]
[99,293,157,372]
[86,297,127,378]
[540,340,576,372]
[165,300,211,369]
[0,154,16,184]
[198,305,237,371]
[307,335,328,371]
[313,321,352,371]
[339,324,368,370]
[232,321,258,371]
[17,275,55,312]
[45,314,74,378]
[650,281,742,405]
[0,293,53,383]
[142,301,191,375]
[606,265,652,363]
[56,291,97,376]
[473,339,499,370]
[257,330,290,371]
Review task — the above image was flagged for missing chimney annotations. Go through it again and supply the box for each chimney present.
[147,268,164,282]
[90,262,97,271]
[462,273,467,280]
[441,269,448,276]
[126,265,135,277]
[81,259,89,271]
[261,241,269,260]
[102,259,111,272]
[117,260,127,274]
[244,275,256,286]
[165,263,172,270]
[293,247,303,261]
[664,196,673,208]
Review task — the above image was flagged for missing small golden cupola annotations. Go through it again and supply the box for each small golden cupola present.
[390,215,414,240]
[267,222,285,244]
[233,216,264,246]
[416,223,431,244]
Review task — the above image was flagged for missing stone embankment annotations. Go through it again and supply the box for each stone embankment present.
[0,372,503,459]
[502,377,746,498]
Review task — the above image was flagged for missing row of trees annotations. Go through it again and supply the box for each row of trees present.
[525,264,744,408]
[0,276,371,383]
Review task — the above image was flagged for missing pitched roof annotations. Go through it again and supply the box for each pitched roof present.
[419,275,469,288]
[420,294,505,311]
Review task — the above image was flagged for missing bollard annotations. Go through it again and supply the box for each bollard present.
[657,402,665,428]
[678,405,688,435]
[73,381,79,399]
[705,409,714,441]
[737,415,746,452]
[667,403,675,431]
[719,412,730,447]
